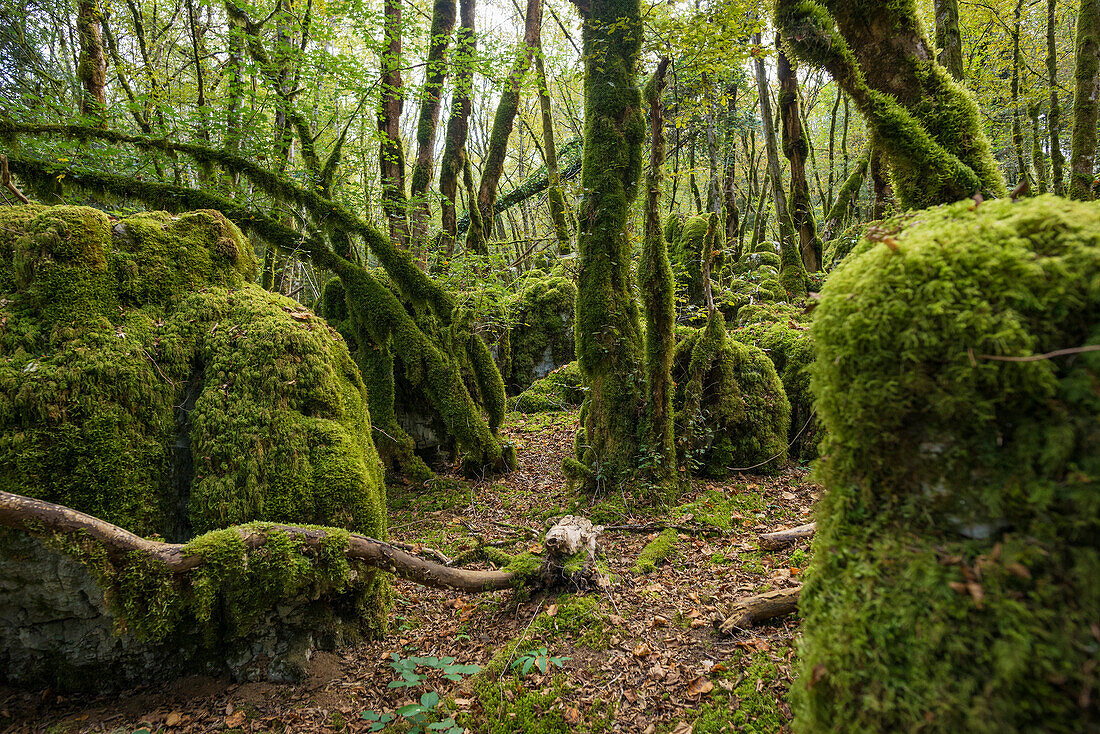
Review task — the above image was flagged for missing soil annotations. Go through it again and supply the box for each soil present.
[0,409,816,734]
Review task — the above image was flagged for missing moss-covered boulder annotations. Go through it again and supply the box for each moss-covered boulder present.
[731,302,819,462]
[508,361,584,413]
[795,196,1100,732]
[673,318,790,477]
[503,273,577,392]
[671,214,725,309]
[0,206,390,688]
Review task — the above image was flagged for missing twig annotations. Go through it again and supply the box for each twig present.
[974,344,1100,363]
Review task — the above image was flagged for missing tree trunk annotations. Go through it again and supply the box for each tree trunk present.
[1048,0,1066,196]
[535,43,572,254]
[379,0,410,243]
[724,82,742,259]
[821,152,868,242]
[776,0,1006,208]
[639,57,677,490]
[76,0,107,124]
[1030,103,1050,194]
[754,37,806,296]
[777,40,822,273]
[1011,0,1032,192]
[934,0,964,81]
[564,0,647,494]
[1070,0,1100,200]
[439,0,476,252]
[466,0,542,255]
[409,0,457,247]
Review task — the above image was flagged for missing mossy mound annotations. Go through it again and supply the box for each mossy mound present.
[508,361,584,413]
[673,318,790,477]
[671,214,725,309]
[503,274,577,393]
[0,206,387,541]
[795,196,1100,732]
[731,303,820,462]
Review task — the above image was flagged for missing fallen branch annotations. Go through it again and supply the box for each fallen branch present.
[758,522,816,551]
[713,586,801,635]
[0,154,31,204]
[0,490,512,593]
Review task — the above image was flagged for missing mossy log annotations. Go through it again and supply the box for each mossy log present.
[714,586,800,634]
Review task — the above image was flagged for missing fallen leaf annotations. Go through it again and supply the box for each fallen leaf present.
[225,710,246,728]
[670,722,694,734]
[165,712,183,727]
[546,604,559,617]
[454,698,472,709]
[609,614,626,625]
[690,618,708,629]
[563,706,582,724]
[642,724,656,734]
[651,616,669,627]
[1006,562,1031,579]
[633,643,652,657]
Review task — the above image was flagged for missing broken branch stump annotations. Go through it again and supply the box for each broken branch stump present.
[758,522,816,550]
[714,585,801,635]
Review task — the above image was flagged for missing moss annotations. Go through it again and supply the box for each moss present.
[509,361,584,413]
[632,528,678,573]
[671,214,724,308]
[673,318,791,478]
[0,203,46,290]
[531,595,609,648]
[501,551,543,581]
[0,206,386,544]
[674,488,737,531]
[505,274,577,392]
[732,308,819,462]
[795,196,1100,733]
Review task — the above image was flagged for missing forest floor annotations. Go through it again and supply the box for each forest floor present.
[1,409,817,734]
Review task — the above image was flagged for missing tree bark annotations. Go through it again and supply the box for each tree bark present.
[534,43,572,254]
[715,586,801,634]
[409,0,457,246]
[754,37,806,296]
[77,0,107,124]
[564,0,648,494]
[777,40,822,272]
[379,0,410,243]
[466,0,542,254]
[439,0,476,253]
[1070,0,1100,200]
[933,0,964,81]
[640,57,677,490]
[1048,0,1066,196]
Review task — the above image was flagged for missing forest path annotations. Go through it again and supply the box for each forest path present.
[2,409,816,734]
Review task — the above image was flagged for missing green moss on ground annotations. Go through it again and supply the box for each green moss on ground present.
[796,196,1100,733]
[689,649,792,734]
[673,319,791,477]
[509,361,584,413]
[632,528,678,573]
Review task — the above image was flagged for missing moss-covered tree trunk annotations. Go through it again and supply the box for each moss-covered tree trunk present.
[1030,102,1050,194]
[565,0,647,493]
[1047,0,1066,196]
[723,82,742,258]
[408,0,456,246]
[465,0,542,255]
[534,43,572,254]
[1070,0,1100,200]
[821,152,868,242]
[439,0,475,253]
[378,0,410,244]
[777,0,1005,209]
[933,0,964,81]
[1011,0,1033,192]
[754,36,806,296]
[639,57,677,491]
[778,41,822,272]
[77,0,107,124]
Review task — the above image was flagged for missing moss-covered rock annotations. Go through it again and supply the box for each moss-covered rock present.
[508,361,584,413]
[673,318,790,477]
[671,214,725,309]
[731,303,820,462]
[504,274,577,393]
[795,196,1100,732]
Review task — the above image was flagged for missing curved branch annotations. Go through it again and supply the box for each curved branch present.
[0,490,515,594]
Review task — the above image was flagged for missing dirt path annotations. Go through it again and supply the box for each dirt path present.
[1,410,817,734]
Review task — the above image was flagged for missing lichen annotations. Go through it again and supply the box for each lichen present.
[795,196,1100,732]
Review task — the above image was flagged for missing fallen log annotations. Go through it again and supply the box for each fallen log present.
[0,490,517,593]
[713,586,801,635]
[758,522,816,550]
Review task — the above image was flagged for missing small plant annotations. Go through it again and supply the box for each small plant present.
[511,646,569,677]
[361,654,481,732]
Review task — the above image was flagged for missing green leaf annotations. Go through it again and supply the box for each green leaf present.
[420,691,440,708]
[397,703,427,717]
